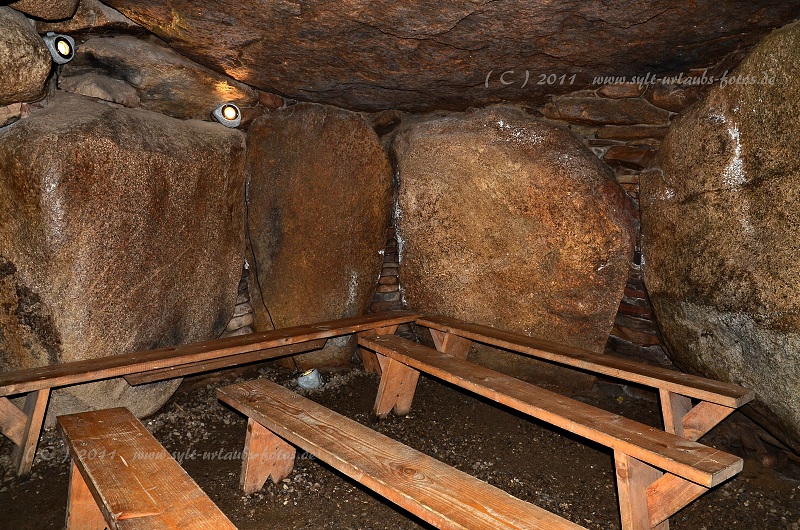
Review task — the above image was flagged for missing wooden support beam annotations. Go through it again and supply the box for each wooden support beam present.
[0,397,26,446]
[615,451,668,530]
[373,357,421,418]
[646,473,708,527]
[12,389,50,478]
[659,390,692,437]
[429,329,472,359]
[241,418,296,494]
[682,401,735,442]
[66,462,107,530]
[358,325,399,374]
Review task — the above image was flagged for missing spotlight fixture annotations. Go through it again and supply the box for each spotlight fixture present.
[212,103,241,128]
[43,32,75,64]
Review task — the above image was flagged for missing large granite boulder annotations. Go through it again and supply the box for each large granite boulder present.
[37,0,143,36]
[103,0,800,111]
[394,106,635,367]
[0,93,246,423]
[0,7,51,106]
[61,36,257,120]
[9,0,78,20]
[641,21,800,452]
[247,103,392,368]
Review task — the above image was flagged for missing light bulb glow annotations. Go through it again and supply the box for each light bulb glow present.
[211,103,242,128]
[222,105,239,121]
[55,38,72,58]
[43,33,76,64]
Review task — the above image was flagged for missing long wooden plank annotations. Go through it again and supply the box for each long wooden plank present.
[124,339,327,385]
[218,379,584,530]
[360,335,742,488]
[0,311,418,397]
[418,316,754,408]
[58,407,236,530]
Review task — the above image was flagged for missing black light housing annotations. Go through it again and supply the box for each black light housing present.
[43,32,75,64]
[212,103,242,128]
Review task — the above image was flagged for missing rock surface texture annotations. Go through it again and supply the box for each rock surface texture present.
[37,0,142,35]
[0,7,51,106]
[247,104,392,367]
[641,21,800,452]
[103,0,800,111]
[0,93,246,423]
[10,0,78,20]
[394,106,636,355]
[62,36,257,120]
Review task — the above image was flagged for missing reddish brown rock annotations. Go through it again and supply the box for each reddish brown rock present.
[62,36,257,120]
[10,0,77,20]
[256,91,284,109]
[542,97,671,126]
[0,92,246,423]
[603,145,656,170]
[247,103,392,368]
[37,0,142,35]
[394,106,636,363]
[0,7,51,106]
[597,83,645,99]
[645,83,704,112]
[641,21,800,452]
[102,0,800,111]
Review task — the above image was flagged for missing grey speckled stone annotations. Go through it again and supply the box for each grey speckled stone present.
[641,21,800,452]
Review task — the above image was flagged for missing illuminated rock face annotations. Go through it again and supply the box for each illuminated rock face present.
[61,35,257,120]
[0,93,246,423]
[641,21,800,452]
[394,106,635,356]
[246,103,392,368]
[104,0,800,111]
[0,7,51,106]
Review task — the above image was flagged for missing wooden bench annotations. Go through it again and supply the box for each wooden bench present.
[217,378,585,530]
[416,315,755,442]
[58,407,236,529]
[0,310,417,477]
[359,334,747,530]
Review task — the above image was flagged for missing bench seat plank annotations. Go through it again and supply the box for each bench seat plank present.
[0,310,418,397]
[360,335,742,488]
[58,407,236,530]
[417,315,754,408]
[218,379,584,530]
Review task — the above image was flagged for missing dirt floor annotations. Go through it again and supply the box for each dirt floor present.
[1,363,799,529]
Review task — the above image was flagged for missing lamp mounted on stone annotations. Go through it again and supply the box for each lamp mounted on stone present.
[212,103,241,128]
[43,33,76,64]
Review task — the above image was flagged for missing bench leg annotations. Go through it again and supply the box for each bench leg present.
[614,451,669,530]
[66,462,107,530]
[12,389,50,478]
[373,357,420,418]
[358,325,399,374]
[429,329,472,359]
[659,390,735,441]
[241,418,296,494]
